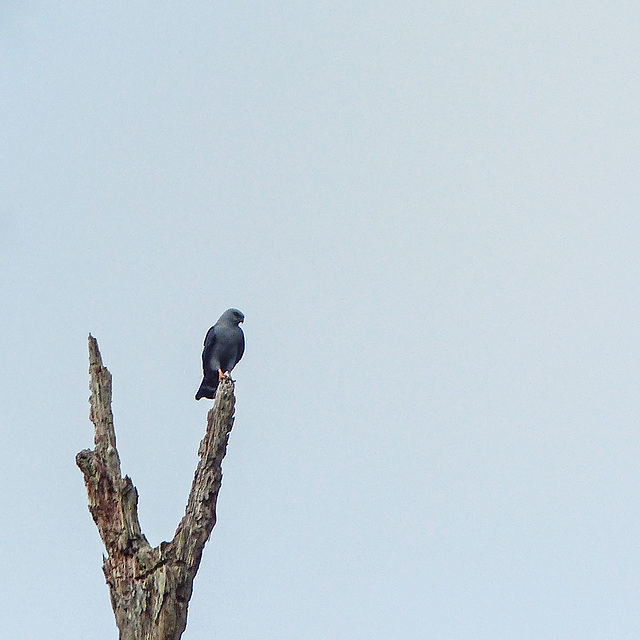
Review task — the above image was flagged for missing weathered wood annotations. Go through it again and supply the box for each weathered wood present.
[76,335,236,640]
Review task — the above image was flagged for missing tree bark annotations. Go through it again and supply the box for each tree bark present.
[76,335,236,640]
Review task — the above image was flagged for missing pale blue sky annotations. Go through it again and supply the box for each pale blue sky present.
[2,2,640,638]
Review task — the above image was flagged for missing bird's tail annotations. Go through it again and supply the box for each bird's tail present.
[195,378,218,401]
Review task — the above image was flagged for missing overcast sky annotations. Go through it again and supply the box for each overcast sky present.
[2,2,640,639]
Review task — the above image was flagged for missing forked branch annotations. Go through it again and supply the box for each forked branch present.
[76,335,236,640]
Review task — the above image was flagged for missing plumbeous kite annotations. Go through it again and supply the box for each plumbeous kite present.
[195,308,245,400]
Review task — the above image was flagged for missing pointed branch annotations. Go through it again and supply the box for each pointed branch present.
[173,380,236,568]
[76,334,149,557]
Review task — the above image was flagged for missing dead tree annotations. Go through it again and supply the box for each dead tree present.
[76,335,236,640]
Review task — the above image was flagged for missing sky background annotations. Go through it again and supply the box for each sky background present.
[2,2,640,639]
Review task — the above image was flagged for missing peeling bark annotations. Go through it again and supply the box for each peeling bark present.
[77,335,235,640]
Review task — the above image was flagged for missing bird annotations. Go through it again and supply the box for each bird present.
[195,308,245,400]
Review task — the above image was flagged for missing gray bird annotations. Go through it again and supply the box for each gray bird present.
[195,308,245,400]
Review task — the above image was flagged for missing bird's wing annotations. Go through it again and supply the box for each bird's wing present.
[203,325,216,346]
[236,331,245,365]
[202,325,217,369]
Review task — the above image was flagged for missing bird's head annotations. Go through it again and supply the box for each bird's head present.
[220,308,245,325]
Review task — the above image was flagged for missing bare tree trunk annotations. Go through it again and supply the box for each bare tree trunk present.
[76,335,235,640]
